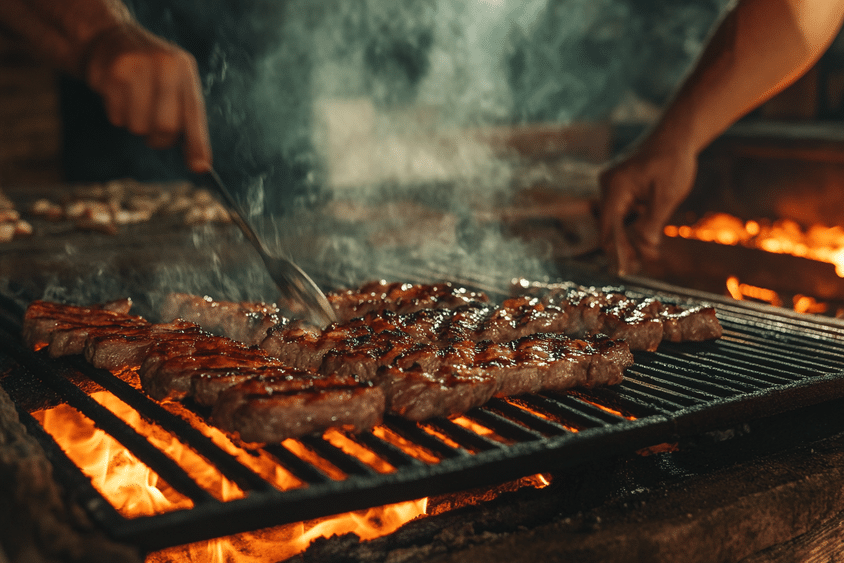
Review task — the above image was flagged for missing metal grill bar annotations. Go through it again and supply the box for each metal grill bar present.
[486,398,572,437]
[4,278,844,551]
[1,334,215,505]
[640,345,792,391]
[383,417,470,459]
[65,356,275,494]
[462,408,545,443]
[12,394,126,528]
[421,418,504,452]
[297,435,380,477]
[261,443,334,484]
[344,431,428,470]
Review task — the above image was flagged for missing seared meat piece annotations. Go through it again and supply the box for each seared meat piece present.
[260,319,376,370]
[192,364,301,407]
[658,303,723,342]
[85,319,205,371]
[378,364,498,421]
[23,279,657,442]
[318,328,417,381]
[212,374,385,443]
[139,336,286,402]
[23,299,147,357]
[379,333,631,420]
[459,297,569,343]
[515,279,722,350]
[159,293,286,346]
[328,280,489,322]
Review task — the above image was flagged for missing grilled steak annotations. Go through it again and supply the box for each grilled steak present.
[85,319,207,371]
[26,277,711,443]
[23,299,146,356]
[327,279,490,322]
[378,364,498,421]
[160,293,286,346]
[212,375,385,443]
[138,336,288,403]
[514,279,723,350]
[379,333,631,420]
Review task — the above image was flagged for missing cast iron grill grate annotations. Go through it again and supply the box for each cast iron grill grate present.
[1,281,844,553]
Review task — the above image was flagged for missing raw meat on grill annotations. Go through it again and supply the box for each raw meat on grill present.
[159,293,286,346]
[211,373,385,443]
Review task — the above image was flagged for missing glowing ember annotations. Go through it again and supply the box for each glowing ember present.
[665,212,844,277]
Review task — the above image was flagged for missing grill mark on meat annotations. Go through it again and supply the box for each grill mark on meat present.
[212,376,384,443]
[379,333,631,420]
[85,319,205,371]
[23,300,148,356]
[318,329,417,381]
[328,280,490,322]
[378,365,498,421]
[139,336,286,402]
[25,278,711,443]
[160,293,287,346]
[515,279,723,350]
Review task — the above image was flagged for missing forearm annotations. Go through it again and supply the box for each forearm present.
[0,0,134,77]
[649,0,844,154]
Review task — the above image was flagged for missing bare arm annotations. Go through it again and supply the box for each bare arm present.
[0,0,212,172]
[599,0,844,275]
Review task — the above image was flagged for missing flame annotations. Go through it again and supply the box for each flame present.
[726,276,784,307]
[32,384,556,562]
[665,212,844,277]
[450,416,514,444]
[33,392,430,562]
[793,294,828,314]
[370,425,442,464]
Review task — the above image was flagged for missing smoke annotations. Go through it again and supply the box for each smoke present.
[5,0,733,310]
[160,0,731,294]
[235,0,727,290]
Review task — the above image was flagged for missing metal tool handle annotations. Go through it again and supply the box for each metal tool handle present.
[197,169,337,327]
[203,169,270,256]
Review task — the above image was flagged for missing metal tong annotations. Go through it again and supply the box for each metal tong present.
[198,169,337,327]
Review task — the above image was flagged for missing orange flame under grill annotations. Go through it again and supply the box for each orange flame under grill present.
[32,389,552,562]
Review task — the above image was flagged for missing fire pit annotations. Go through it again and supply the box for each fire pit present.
[3,262,844,561]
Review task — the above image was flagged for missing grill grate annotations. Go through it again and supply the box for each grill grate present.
[2,281,844,552]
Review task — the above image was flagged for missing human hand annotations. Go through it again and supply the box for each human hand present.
[598,136,697,275]
[83,23,212,173]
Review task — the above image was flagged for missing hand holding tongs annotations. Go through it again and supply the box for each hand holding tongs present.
[198,169,337,327]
